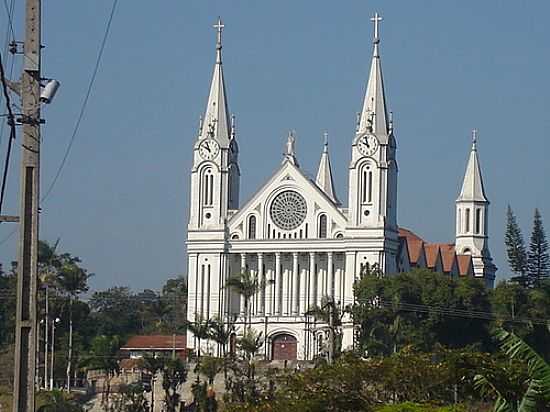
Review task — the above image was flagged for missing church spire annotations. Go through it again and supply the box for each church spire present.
[198,17,231,145]
[357,12,389,136]
[316,132,340,205]
[457,129,488,202]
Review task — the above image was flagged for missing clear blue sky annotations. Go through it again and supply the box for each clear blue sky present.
[0,1,549,292]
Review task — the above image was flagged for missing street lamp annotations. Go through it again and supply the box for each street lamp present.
[50,317,60,390]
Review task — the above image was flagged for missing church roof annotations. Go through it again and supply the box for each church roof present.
[456,255,473,276]
[357,12,389,137]
[438,244,457,273]
[424,244,441,269]
[398,228,425,265]
[457,131,487,202]
[198,18,231,146]
[315,135,340,205]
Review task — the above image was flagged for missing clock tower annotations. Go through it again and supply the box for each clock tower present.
[188,18,239,232]
[347,13,399,273]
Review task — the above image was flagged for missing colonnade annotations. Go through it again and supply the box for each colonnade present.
[231,251,346,318]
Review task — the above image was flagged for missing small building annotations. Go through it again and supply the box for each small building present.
[121,335,187,361]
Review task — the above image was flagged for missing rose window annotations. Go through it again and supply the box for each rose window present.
[270,190,307,231]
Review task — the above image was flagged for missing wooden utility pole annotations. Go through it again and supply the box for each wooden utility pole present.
[12,0,41,410]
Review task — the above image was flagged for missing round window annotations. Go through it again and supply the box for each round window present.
[270,190,307,231]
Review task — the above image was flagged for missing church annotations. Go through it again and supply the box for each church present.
[186,15,497,361]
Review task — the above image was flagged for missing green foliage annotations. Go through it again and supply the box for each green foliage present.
[475,328,550,411]
[36,389,83,412]
[353,269,492,355]
[491,280,550,360]
[374,403,468,412]
[0,263,16,348]
[527,208,550,287]
[505,205,528,284]
[161,357,188,412]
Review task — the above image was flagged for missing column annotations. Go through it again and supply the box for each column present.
[258,253,264,315]
[265,254,273,315]
[300,258,308,315]
[308,252,316,312]
[327,252,334,299]
[334,254,342,307]
[292,252,299,314]
[240,253,247,316]
[275,252,281,315]
[343,252,356,308]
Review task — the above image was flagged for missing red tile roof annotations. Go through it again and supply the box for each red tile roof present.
[456,255,473,276]
[435,243,456,273]
[399,228,425,264]
[121,335,186,351]
[424,244,440,269]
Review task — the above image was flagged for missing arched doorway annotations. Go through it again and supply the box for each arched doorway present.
[271,334,297,360]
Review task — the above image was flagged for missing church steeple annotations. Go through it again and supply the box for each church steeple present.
[457,129,488,202]
[357,12,389,137]
[198,17,231,146]
[316,132,340,205]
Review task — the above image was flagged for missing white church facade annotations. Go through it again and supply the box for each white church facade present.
[186,15,496,361]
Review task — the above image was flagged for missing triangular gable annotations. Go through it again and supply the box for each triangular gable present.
[228,160,346,238]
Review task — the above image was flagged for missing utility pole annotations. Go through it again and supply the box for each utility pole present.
[12,0,42,410]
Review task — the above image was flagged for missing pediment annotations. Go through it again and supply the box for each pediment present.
[228,161,346,240]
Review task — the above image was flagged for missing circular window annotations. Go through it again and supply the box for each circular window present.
[270,190,307,231]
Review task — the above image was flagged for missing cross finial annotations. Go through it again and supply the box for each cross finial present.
[371,12,382,43]
[214,17,224,46]
[471,128,478,150]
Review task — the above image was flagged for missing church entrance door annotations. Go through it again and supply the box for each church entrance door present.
[271,334,297,360]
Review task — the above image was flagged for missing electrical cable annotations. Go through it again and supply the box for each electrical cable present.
[0,49,16,216]
[41,0,119,202]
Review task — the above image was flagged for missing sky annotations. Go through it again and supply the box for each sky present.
[0,1,549,292]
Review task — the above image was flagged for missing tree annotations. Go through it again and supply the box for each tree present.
[475,328,550,411]
[89,287,141,337]
[161,276,187,332]
[187,316,211,357]
[352,269,492,356]
[226,271,270,331]
[56,256,91,391]
[139,355,164,412]
[80,335,121,410]
[527,208,550,287]
[161,357,188,412]
[306,296,344,364]
[36,389,83,412]
[505,205,528,285]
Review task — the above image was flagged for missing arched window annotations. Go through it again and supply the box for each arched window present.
[361,166,373,203]
[318,214,327,238]
[202,168,214,206]
[475,208,481,234]
[248,215,257,239]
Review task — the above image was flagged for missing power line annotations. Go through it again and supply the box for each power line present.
[0,49,16,216]
[1,0,15,44]
[41,0,119,202]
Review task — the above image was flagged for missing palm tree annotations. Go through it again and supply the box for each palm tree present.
[306,296,344,364]
[56,257,91,392]
[186,316,211,357]
[474,328,550,411]
[139,355,165,412]
[226,270,270,331]
[37,389,83,412]
[237,329,264,379]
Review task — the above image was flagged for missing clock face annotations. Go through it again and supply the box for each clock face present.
[357,134,379,157]
[198,139,220,160]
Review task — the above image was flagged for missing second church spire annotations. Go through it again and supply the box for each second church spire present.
[357,12,390,137]
[198,17,231,146]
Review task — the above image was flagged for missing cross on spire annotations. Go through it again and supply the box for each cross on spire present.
[371,12,382,42]
[213,17,224,46]
[471,128,478,150]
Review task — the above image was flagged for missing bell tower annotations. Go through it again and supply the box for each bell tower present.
[455,130,496,286]
[346,13,398,273]
[188,18,240,232]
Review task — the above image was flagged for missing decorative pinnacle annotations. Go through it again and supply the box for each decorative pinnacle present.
[472,128,478,150]
[213,17,224,62]
[323,131,329,152]
[230,114,236,138]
